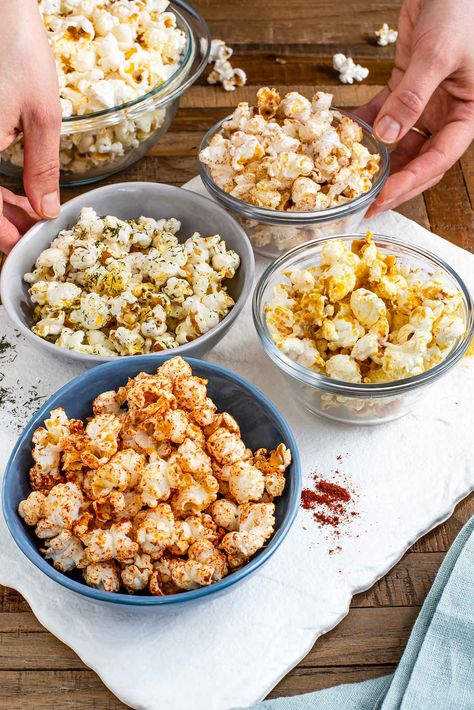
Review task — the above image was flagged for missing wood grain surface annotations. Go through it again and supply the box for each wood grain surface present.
[1,0,473,706]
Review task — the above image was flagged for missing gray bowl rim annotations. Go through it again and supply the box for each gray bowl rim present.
[1,181,255,363]
[2,354,302,606]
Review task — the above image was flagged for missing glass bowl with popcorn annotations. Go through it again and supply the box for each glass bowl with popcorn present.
[3,355,301,606]
[253,233,474,425]
[0,0,210,186]
[198,87,390,260]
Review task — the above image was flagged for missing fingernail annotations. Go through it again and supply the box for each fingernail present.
[375,115,401,143]
[41,192,60,219]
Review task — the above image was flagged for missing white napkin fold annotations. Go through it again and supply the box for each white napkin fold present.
[0,179,473,710]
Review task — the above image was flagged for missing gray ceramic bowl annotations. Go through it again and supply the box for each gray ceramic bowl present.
[1,182,255,365]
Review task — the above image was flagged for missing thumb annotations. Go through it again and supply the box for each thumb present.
[22,101,62,219]
[373,49,449,144]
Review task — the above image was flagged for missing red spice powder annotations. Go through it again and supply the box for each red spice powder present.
[316,480,351,503]
[300,473,355,532]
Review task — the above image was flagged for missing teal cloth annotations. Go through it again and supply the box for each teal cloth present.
[253,516,474,710]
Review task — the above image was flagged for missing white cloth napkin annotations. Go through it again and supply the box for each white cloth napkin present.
[0,178,473,710]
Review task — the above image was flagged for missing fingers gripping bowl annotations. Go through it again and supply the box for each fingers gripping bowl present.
[253,234,474,425]
[1,182,255,364]
[2,355,302,606]
[0,0,211,186]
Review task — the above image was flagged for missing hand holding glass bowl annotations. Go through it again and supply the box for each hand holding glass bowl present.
[0,0,211,187]
[198,88,390,260]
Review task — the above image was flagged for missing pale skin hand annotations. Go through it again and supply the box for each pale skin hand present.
[357,0,474,216]
[0,0,62,253]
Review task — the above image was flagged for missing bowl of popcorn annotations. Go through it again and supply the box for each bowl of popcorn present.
[0,0,210,186]
[198,87,390,260]
[2,355,301,605]
[253,233,474,424]
[1,181,254,362]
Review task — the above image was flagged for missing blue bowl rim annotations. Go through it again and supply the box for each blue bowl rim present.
[2,355,302,606]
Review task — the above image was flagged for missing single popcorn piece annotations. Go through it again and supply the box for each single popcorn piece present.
[1,0,187,177]
[43,530,85,572]
[199,87,380,213]
[83,561,121,593]
[207,38,247,92]
[332,53,369,84]
[81,521,139,563]
[375,23,398,46]
[18,357,291,595]
[265,233,466,384]
[24,207,239,357]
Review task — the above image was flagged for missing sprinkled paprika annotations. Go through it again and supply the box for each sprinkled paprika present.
[300,474,355,531]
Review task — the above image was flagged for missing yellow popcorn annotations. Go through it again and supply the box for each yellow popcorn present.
[18,358,291,594]
[25,207,239,357]
[200,88,381,212]
[265,234,466,383]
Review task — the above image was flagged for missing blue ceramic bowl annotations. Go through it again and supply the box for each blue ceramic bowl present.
[2,356,301,607]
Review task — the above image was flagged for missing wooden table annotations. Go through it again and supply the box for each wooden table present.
[1,1,473,706]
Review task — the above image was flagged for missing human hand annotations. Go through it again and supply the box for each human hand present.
[0,0,62,253]
[0,188,39,254]
[356,0,474,216]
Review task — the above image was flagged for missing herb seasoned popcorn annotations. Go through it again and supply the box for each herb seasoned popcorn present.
[18,357,292,594]
[265,233,467,383]
[199,87,380,212]
[2,0,186,175]
[24,208,240,356]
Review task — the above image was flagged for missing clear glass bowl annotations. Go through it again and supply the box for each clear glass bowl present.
[198,112,390,260]
[0,1,210,187]
[253,234,474,425]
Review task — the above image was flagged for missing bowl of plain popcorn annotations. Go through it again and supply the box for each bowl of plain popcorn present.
[253,233,474,424]
[2,355,301,605]
[1,181,255,363]
[0,0,210,186]
[198,87,390,260]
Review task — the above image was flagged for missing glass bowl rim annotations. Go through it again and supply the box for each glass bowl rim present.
[253,232,474,396]
[198,110,391,226]
[58,0,210,127]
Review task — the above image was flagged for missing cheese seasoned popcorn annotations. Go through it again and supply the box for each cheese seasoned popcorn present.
[1,0,186,176]
[18,358,291,595]
[24,208,239,357]
[199,87,380,212]
[265,233,466,384]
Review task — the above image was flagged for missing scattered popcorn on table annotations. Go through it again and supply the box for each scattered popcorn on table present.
[18,357,291,595]
[24,208,240,357]
[1,0,187,176]
[265,233,466,383]
[375,23,398,46]
[332,53,369,84]
[199,87,380,211]
[207,39,247,92]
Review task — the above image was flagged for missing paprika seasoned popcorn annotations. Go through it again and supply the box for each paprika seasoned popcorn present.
[18,357,291,594]
[199,87,380,212]
[24,207,240,357]
[265,233,467,384]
